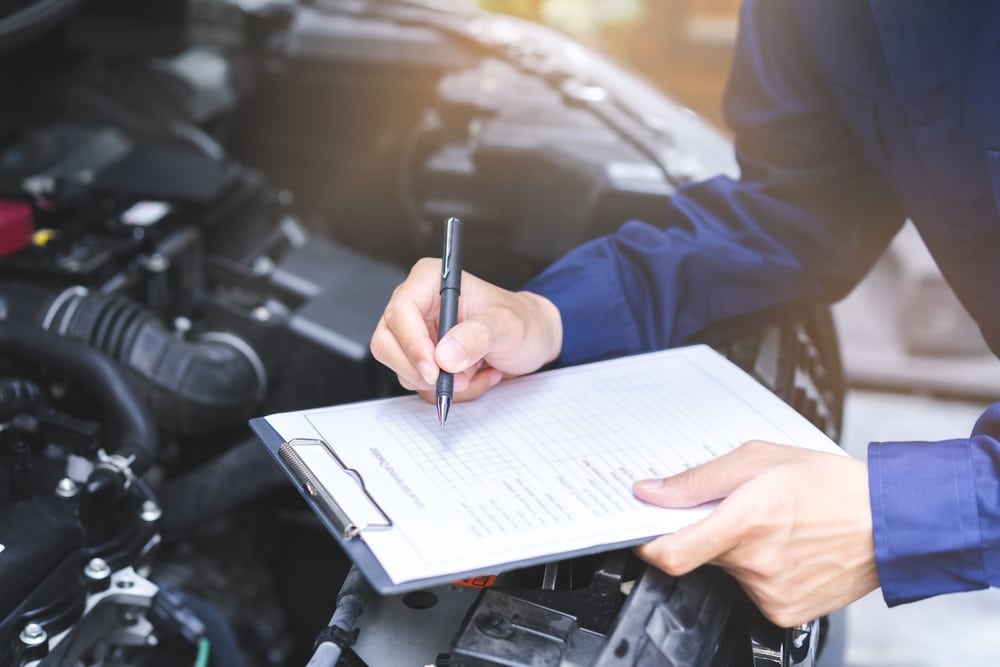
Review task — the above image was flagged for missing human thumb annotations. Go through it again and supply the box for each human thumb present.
[633,441,790,508]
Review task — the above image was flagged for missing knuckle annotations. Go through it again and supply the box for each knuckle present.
[739,566,804,627]
[380,308,398,333]
[658,556,685,576]
[369,329,390,361]
[744,586,791,626]
[740,439,772,456]
[463,360,484,379]
[402,339,422,358]
[458,318,492,351]
[741,510,783,545]
[673,468,701,492]
[411,257,438,276]
[664,471,696,498]
[459,382,487,402]
[651,544,691,576]
[766,608,802,629]
[745,552,782,579]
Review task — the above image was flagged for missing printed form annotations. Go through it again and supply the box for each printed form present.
[263,345,845,587]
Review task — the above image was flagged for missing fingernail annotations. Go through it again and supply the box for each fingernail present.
[437,338,466,369]
[633,479,663,490]
[488,370,502,387]
[417,361,437,385]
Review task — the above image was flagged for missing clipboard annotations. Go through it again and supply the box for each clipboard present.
[251,418,402,593]
[251,416,651,595]
[250,346,846,595]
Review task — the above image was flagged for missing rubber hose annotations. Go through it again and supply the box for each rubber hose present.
[306,566,372,667]
[0,282,265,435]
[0,378,42,420]
[0,322,157,473]
[0,0,82,52]
[157,438,287,538]
[166,588,248,667]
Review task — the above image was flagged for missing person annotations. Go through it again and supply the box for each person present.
[369,0,1000,629]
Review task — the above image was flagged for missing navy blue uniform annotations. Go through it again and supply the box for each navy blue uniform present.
[526,0,1000,606]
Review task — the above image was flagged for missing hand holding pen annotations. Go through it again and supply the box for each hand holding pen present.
[369,223,564,412]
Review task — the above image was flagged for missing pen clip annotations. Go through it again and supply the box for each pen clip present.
[442,217,456,279]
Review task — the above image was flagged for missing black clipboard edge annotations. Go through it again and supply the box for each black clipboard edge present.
[250,417,400,593]
[250,417,654,596]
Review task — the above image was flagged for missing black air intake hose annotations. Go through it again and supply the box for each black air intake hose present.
[0,378,43,420]
[157,437,287,538]
[0,0,83,53]
[0,283,266,435]
[0,322,157,473]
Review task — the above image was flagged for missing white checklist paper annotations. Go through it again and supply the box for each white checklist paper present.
[262,345,845,588]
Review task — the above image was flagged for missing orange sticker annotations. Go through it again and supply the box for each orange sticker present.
[452,575,497,589]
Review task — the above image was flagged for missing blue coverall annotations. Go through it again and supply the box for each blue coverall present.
[525,0,1000,606]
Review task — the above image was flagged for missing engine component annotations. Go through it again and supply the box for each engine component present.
[445,564,740,667]
[225,1,737,288]
[37,566,160,667]
[0,326,162,667]
[0,282,264,435]
[0,323,157,471]
[0,0,82,53]
[0,200,33,256]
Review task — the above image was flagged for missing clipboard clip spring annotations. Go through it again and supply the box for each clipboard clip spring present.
[279,438,393,540]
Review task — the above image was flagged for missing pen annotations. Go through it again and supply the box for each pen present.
[436,217,463,427]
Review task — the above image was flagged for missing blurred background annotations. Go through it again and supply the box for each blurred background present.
[467,0,736,129]
[462,1,1000,665]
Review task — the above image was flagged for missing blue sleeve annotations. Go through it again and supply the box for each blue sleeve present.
[869,402,1000,605]
[524,0,905,365]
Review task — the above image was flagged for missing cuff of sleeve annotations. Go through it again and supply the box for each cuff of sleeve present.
[868,439,987,606]
[524,253,637,367]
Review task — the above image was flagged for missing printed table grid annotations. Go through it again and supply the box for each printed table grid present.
[377,409,528,498]
[369,362,752,524]
[488,370,742,475]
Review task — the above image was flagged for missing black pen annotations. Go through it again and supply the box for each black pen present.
[436,217,463,427]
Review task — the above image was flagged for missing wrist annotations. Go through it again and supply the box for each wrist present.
[520,290,563,367]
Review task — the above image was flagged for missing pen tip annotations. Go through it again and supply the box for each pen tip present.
[437,395,451,428]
